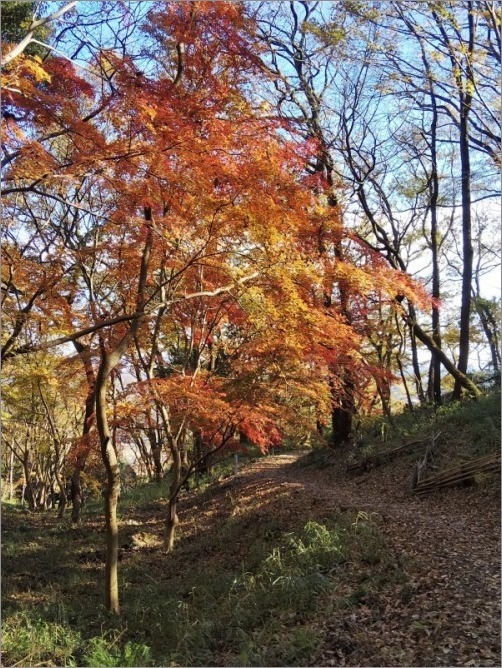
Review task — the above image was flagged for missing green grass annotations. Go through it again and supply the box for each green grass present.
[2,394,498,666]
[117,516,398,667]
[117,479,167,511]
[1,611,82,667]
[344,390,501,467]
[1,497,403,667]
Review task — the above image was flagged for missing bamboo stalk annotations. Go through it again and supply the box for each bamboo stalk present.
[416,462,500,489]
[423,462,499,484]
[414,453,500,494]
[417,454,500,485]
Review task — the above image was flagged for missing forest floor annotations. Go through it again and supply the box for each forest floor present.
[2,401,501,667]
[200,451,501,666]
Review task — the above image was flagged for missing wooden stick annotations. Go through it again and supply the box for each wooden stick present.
[414,453,500,494]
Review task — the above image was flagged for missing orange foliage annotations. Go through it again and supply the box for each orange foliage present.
[2,2,432,455]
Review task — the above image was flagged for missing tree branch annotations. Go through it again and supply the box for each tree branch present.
[2,1,78,66]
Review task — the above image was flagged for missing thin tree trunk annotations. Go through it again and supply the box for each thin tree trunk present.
[331,369,355,447]
[103,448,120,614]
[71,466,85,524]
[38,481,47,510]
[55,464,67,519]
[164,448,181,552]
[327,197,355,447]
[23,454,36,510]
[148,428,163,484]
[376,380,393,422]
[95,207,153,614]
[401,5,445,406]
[37,383,68,518]
[408,305,426,404]
[396,355,414,411]
[453,106,474,399]
[473,296,501,373]
[430,3,475,399]
[136,435,154,480]
[407,316,480,398]
[9,449,14,500]
[428,84,442,405]
[96,357,122,615]
[71,341,96,524]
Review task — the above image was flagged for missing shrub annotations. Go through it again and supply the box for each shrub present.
[82,635,153,667]
[1,611,81,667]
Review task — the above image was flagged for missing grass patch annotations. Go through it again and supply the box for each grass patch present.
[1,493,402,667]
[115,519,349,665]
[118,518,386,666]
[2,611,82,667]
[81,634,153,667]
[118,479,167,511]
[334,390,502,471]
[1,611,154,667]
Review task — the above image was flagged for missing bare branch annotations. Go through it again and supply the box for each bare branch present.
[2,1,78,66]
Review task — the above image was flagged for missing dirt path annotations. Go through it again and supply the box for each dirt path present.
[225,451,500,667]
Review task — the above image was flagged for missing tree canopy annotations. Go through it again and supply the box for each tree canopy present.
[1,0,499,615]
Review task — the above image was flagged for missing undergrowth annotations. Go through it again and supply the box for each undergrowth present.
[8,394,497,666]
[1,503,397,667]
[300,391,501,470]
[357,390,500,457]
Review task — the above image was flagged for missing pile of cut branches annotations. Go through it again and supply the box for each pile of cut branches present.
[413,451,500,495]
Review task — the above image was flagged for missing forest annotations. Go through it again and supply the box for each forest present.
[1,1,500,666]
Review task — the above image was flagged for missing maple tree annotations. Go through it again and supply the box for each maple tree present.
[2,351,85,513]
[2,1,437,615]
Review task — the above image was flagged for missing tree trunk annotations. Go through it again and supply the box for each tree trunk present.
[408,317,480,398]
[330,368,355,447]
[71,341,96,524]
[331,403,353,447]
[95,208,153,613]
[148,428,163,484]
[23,454,36,510]
[8,449,14,500]
[453,107,473,399]
[396,354,414,412]
[37,482,47,510]
[165,497,179,553]
[427,84,442,405]
[164,447,181,551]
[103,438,120,614]
[329,213,355,447]
[96,360,121,615]
[473,297,501,373]
[55,466,67,519]
[428,232,442,407]
[71,468,85,524]
[442,3,475,400]
[152,448,163,483]
[136,436,154,480]
[376,379,393,421]
[408,305,427,404]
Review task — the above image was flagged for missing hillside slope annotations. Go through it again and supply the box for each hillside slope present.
[2,399,500,667]
[233,451,500,666]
